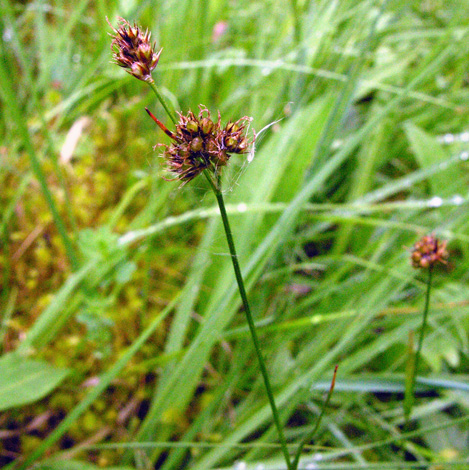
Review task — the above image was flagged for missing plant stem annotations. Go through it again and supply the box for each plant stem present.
[147,80,291,468]
[404,265,433,427]
[204,171,292,470]
[414,266,433,379]
[148,79,177,125]
[291,365,338,470]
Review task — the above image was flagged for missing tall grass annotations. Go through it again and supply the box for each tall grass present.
[0,0,468,469]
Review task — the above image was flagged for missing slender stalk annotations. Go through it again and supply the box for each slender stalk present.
[204,171,292,470]
[149,82,291,468]
[404,265,433,427]
[291,365,338,470]
[147,79,177,125]
[414,266,433,379]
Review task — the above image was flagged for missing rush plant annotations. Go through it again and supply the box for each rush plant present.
[404,235,449,426]
[108,16,336,470]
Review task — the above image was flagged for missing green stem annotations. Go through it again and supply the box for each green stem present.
[147,75,291,467]
[147,79,177,125]
[414,266,433,389]
[405,265,433,427]
[204,171,292,470]
[291,365,338,470]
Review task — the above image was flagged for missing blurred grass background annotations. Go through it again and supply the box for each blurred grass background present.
[0,0,468,469]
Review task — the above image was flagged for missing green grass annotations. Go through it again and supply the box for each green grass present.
[0,0,468,469]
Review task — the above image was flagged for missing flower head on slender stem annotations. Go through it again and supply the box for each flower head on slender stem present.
[108,17,162,83]
[404,233,448,432]
[146,106,252,185]
[410,234,448,269]
[107,17,289,469]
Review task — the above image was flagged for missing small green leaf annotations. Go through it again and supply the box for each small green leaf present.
[0,352,70,411]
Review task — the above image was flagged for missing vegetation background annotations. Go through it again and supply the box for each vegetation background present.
[0,0,468,469]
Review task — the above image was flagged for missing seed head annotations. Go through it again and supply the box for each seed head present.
[146,106,253,185]
[410,234,448,269]
[108,17,162,82]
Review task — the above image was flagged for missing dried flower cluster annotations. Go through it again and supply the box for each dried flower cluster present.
[147,106,252,183]
[108,17,162,82]
[411,234,448,269]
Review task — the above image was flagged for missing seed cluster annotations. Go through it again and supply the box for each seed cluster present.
[411,235,448,269]
[108,17,162,82]
[153,106,252,183]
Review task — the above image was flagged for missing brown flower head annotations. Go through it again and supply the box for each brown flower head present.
[146,106,252,184]
[108,17,162,82]
[410,234,448,269]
